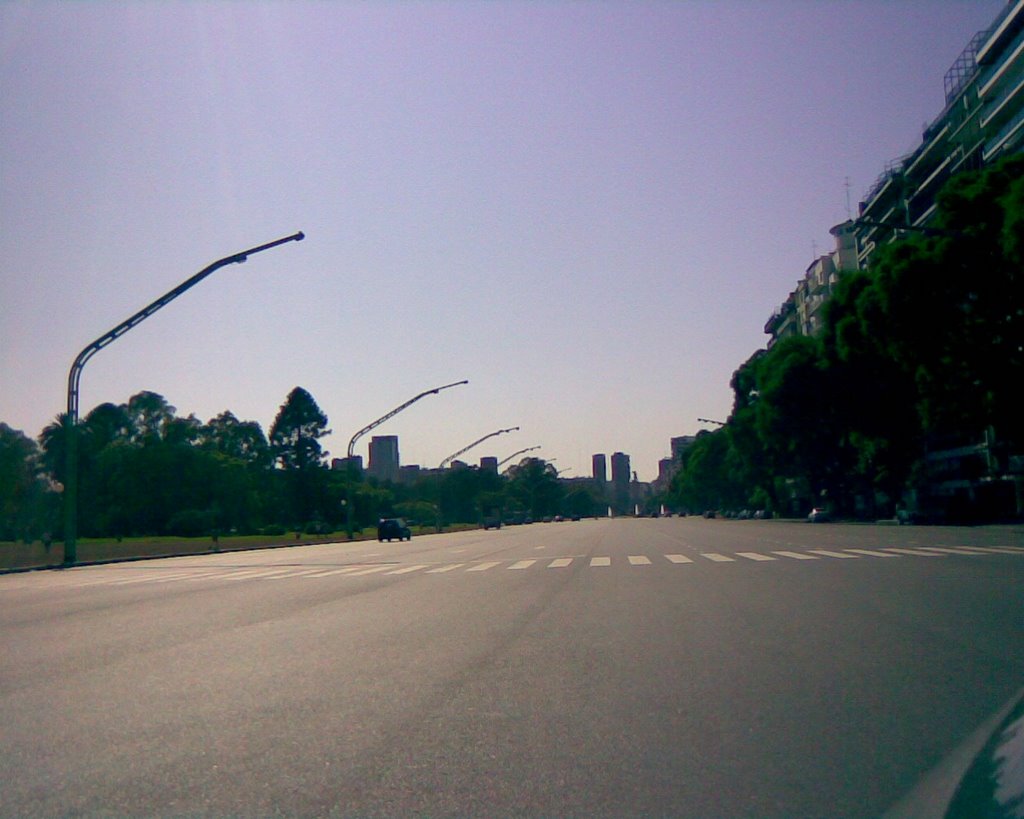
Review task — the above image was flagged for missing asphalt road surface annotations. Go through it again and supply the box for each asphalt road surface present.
[3,518,1023,817]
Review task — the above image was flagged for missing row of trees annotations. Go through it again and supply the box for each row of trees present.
[1,387,604,542]
[672,155,1023,521]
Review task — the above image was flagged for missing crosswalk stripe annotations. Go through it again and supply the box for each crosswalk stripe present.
[959,546,1024,554]
[808,550,860,559]
[882,548,945,557]
[304,566,369,577]
[221,568,301,580]
[627,555,652,565]
[590,557,611,567]
[845,549,900,558]
[386,565,428,575]
[109,572,196,585]
[508,560,537,570]
[151,572,221,583]
[342,565,395,576]
[466,562,501,572]
[701,553,735,562]
[426,563,465,573]
[772,551,819,560]
[665,554,693,563]
[915,547,985,555]
[736,552,775,561]
[264,568,333,579]
[548,558,573,568]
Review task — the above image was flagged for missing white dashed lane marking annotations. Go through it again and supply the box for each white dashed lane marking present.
[466,562,502,572]
[6,544,1023,591]
[882,548,945,557]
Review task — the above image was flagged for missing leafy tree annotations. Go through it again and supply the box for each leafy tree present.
[505,457,563,519]
[125,391,176,443]
[201,411,271,467]
[0,423,51,541]
[269,387,330,471]
[269,387,331,525]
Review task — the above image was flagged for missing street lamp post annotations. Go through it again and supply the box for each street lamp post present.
[62,232,305,565]
[344,380,468,539]
[498,446,541,469]
[439,426,519,469]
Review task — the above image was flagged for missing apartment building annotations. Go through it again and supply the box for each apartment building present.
[854,0,1024,267]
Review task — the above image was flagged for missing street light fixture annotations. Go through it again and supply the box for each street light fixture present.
[62,231,305,565]
[344,379,469,539]
[498,446,541,468]
[439,427,519,469]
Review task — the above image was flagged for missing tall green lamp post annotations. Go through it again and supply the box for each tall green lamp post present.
[63,232,305,565]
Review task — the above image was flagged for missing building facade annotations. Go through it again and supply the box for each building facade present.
[854,0,1024,267]
[592,453,607,484]
[367,435,400,483]
[764,221,858,347]
[765,2,1022,349]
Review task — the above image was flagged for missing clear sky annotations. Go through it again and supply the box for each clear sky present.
[0,0,1007,481]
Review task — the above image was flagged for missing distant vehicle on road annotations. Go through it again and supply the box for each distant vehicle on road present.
[807,508,831,523]
[482,516,501,530]
[377,518,411,541]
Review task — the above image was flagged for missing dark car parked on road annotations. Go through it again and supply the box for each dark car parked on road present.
[377,518,411,542]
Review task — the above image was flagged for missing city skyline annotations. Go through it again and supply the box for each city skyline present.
[1,1,1007,481]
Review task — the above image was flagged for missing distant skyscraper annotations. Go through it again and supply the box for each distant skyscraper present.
[480,456,498,472]
[610,452,630,488]
[368,435,400,483]
[610,452,631,514]
[592,453,607,483]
